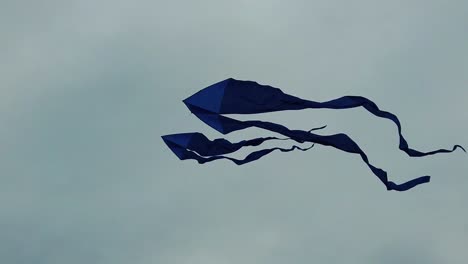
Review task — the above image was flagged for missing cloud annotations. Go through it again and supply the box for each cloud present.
[1,0,467,263]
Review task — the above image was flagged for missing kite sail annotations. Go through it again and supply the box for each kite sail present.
[162,78,465,191]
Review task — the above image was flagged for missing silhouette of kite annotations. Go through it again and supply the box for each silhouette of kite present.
[162,78,465,191]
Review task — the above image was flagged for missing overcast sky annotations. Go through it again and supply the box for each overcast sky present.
[1,0,467,263]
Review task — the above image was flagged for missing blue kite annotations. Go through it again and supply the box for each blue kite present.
[162,78,465,191]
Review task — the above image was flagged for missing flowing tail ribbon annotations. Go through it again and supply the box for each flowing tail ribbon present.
[162,78,465,191]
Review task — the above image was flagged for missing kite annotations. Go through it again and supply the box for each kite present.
[162,78,465,191]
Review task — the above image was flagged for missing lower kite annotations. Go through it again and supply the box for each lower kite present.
[162,78,465,191]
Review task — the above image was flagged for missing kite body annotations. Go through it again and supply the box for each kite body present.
[162,78,465,191]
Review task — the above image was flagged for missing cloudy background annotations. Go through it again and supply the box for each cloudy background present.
[1,0,467,263]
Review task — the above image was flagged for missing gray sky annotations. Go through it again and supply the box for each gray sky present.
[1,0,467,263]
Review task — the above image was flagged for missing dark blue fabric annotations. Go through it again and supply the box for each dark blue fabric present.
[163,78,465,191]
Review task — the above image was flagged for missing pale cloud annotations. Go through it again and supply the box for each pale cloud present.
[1,0,467,263]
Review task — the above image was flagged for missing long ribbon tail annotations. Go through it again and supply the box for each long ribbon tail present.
[303,95,466,157]
[249,120,431,191]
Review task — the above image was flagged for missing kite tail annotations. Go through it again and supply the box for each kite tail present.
[272,94,465,157]
[243,119,431,191]
[165,139,314,165]
[309,96,466,157]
